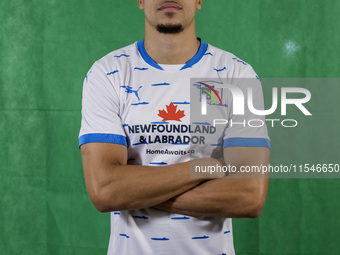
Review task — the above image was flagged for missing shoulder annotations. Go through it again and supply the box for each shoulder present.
[206,44,259,78]
[93,42,139,71]
[83,42,139,96]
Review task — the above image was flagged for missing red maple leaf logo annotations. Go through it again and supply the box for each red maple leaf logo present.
[158,102,185,122]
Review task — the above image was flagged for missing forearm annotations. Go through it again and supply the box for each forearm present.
[94,162,199,211]
[153,175,268,218]
[153,147,270,218]
[82,145,221,212]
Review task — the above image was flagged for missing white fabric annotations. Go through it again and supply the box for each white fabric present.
[79,40,270,255]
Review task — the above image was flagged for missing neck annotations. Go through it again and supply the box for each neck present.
[143,21,200,65]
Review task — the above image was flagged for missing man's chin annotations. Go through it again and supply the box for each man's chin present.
[156,24,184,34]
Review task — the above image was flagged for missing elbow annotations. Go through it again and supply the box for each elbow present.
[245,190,267,218]
[245,179,268,218]
[88,186,127,213]
[218,195,266,218]
[92,196,112,213]
[89,189,111,213]
[229,184,267,218]
[246,201,264,218]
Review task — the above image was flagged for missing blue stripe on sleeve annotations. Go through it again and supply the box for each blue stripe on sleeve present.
[79,133,128,148]
[223,138,271,149]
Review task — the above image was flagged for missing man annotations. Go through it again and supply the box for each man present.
[79,0,270,254]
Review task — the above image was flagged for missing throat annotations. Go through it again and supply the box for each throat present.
[144,37,201,65]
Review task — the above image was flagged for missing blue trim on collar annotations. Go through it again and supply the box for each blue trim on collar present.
[137,38,208,71]
[137,40,163,70]
[180,38,208,70]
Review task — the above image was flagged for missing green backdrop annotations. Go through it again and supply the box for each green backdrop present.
[1,0,339,254]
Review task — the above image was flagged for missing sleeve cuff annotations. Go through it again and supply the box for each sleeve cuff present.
[223,137,271,149]
[79,133,128,148]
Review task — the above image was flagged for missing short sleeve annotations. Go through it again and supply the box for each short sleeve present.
[78,62,127,147]
[223,67,271,149]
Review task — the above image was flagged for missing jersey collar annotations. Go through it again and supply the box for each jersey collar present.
[137,38,208,71]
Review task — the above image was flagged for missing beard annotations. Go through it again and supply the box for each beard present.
[156,23,184,34]
[155,11,184,34]
[156,12,184,34]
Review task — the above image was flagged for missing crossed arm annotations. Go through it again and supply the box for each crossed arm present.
[81,142,270,218]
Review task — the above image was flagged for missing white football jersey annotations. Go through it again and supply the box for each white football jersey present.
[79,39,270,255]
